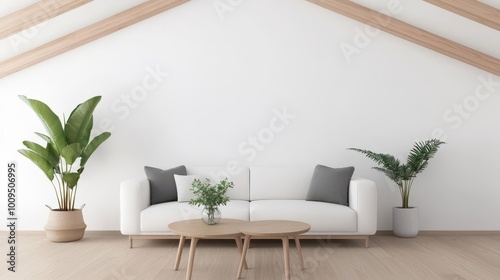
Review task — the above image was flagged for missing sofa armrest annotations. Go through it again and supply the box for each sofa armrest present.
[349,178,377,235]
[120,177,150,235]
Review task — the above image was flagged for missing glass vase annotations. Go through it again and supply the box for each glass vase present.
[201,207,221,225]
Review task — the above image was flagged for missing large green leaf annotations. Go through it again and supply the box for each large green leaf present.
[22,141,59,170]
[61,143,83,165]
[45,142,60,167]
[35,132,60,166]
[18,149,55,180]
[65,96,101,145]
[19,96,66,154]
[35,132,51,143]
[79,116,93,147]
[62,172,80,189]
[80,132,111,167]
[22,140,52,161]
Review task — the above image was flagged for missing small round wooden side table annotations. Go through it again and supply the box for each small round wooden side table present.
[169,218,248,280]
[237,220,311,280]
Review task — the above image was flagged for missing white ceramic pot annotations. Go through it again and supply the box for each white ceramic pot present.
[392,207,419,238]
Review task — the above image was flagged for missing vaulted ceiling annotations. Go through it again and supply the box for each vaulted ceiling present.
[308,0,499,75]
[0,0,498,79]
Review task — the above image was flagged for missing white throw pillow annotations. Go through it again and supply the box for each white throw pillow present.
[174,174,202,202]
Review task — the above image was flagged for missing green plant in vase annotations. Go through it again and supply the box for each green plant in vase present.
[189,178,234,225]
[349,138,445,237]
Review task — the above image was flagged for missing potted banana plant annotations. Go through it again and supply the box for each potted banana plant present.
[18,95,111,242]
[349,139,445,237]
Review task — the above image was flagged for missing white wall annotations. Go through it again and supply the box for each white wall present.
[1,0,499,231]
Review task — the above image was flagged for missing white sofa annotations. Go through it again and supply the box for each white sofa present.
[120,166,377,248]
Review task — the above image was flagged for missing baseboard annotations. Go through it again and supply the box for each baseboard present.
[376,230,500,236]
[83,230,123,236]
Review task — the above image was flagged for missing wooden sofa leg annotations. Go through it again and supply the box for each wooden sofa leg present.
[129,236,133,249]
[365,236,369,248]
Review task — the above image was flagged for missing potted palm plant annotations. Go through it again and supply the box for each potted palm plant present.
[18,95,111,242]
[189,178,234,225]
[349,139,445,237]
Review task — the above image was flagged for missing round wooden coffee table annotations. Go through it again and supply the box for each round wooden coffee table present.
[237,220,311,280]
[169,218,248,280]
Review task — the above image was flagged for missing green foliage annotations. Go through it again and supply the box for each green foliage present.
[18,95,111,211]
[189,178,234,210]
[349,139,445,208]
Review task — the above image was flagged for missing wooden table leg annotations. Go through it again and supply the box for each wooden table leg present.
[282,236,290,280]
[174,235,186,270]
[237,235,251,279]
[294,235,305,269]
[234,236,248,269]
[186,237,198,280]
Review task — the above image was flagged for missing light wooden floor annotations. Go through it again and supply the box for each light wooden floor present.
[1,234,500,280]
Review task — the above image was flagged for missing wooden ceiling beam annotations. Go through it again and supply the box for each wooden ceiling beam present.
[308,0,500,76]
[424,0,500,31]
[0,0,93,40]
[0,0,190,79]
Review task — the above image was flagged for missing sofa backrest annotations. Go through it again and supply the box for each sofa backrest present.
[250,166,314,200]
[186,166,250,201]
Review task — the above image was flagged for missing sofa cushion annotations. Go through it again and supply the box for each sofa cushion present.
[144,165,186,205]
[250,200,357,232]
[174,174,202,203]
[140,200,250,232]
[306,165,355,206]
[250,167,314,200]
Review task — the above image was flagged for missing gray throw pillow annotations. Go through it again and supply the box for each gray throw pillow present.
[145,165,187,205]
[306,165,355,206]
